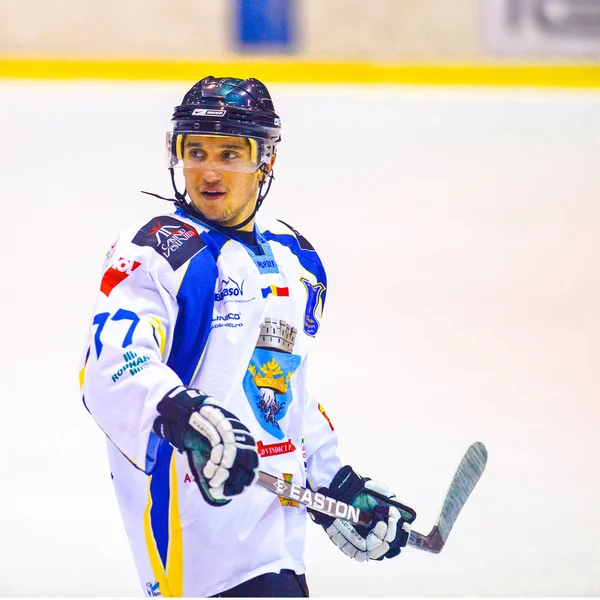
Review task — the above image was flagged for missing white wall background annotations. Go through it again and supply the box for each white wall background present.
[0,81,598,597]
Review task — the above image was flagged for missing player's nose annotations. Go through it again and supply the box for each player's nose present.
[202,168,222,183]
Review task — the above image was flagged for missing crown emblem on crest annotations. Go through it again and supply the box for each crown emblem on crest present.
[256,318,297,354]
[248,359,294,394]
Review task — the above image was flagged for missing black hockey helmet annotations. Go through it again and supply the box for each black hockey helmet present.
[170,76,282,154]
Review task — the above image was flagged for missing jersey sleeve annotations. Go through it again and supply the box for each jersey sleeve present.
[300,357,342,490]
[79,235,183,474]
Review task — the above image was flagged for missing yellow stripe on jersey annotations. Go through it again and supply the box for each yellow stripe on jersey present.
[143,451,184,597]
[166,453,183,597]
[150,316,166,357]
[144,484,170,596]
[79,345,91,389]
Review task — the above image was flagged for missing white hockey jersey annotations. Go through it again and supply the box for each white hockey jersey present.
[79,207,342,597]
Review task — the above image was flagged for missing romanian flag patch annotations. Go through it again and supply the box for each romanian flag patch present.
[261,285,290,298]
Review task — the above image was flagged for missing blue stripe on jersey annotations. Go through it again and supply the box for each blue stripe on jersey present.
[261,230,328,306]
[145,432,162,473]
[145,223,224,473]
[166,246,218,384]
[149,441,174,569]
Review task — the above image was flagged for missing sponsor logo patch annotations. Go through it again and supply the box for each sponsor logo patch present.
[145,580,161,597]
[256,258,277,270]
[252,254,279,274]
[271,478,360,522]
[103,239,118,268]
[100,256,141,297]
[258,439,296,457]
[214,277,256,304]
[211,312,243,330]
[111,351,151,383]
[132,216,205,270]
[192,108,226,117]
[215,277,244,302]
[279,473,299,508]
[301,437,307,470]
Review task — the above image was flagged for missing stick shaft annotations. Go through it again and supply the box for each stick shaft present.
[255,441,487,553]
[255,471,431,549]
[255,471,370,525]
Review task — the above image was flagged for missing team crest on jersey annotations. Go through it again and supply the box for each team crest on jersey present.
[242,318,301,440]
[300,277,326,336]
[132,216,206,270]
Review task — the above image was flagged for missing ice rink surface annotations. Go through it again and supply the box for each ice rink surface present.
[0,80,598,597]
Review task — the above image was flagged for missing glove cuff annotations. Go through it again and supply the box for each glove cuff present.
[153,416,184,451]
[157,386,208,426]
[328,465,364,500]
[154,386,209,451]
[308,465,363,527]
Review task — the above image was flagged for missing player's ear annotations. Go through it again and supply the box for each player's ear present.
[259,156,276,182]
[263,155,276,177]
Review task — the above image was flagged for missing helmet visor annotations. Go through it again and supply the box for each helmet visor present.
[166,132,272,174]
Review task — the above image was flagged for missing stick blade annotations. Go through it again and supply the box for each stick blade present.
[408,441,488,553]
[436,441,488,543]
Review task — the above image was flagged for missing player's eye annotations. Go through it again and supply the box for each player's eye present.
[222,150,242,161]
[187,149,205,161]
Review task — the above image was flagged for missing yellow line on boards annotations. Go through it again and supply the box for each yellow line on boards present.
[0,58,599,88]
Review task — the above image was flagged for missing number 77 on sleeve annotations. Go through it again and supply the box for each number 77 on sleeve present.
[92,309,140,358]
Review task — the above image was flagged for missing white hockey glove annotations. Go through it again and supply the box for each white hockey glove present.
[153,386,259,506]
[310,465,416,562]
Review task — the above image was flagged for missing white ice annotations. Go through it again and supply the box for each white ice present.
[0,80,598,597]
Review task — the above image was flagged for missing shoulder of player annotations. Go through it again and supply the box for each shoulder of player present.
[258,218,327,287]
[113,212,210,272]
[259,217,320,256]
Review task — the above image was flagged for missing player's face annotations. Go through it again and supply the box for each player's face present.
[182,135,271,230]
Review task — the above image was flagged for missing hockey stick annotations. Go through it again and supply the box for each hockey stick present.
[255,441,488,553]
[406,441,488,553]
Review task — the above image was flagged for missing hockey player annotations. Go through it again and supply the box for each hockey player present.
[79,76,416,598]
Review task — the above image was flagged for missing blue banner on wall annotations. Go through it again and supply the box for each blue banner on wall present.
[237,0,295,49]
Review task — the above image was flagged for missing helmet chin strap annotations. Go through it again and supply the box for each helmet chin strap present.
[141,165,275,232]
[231,164,274,230]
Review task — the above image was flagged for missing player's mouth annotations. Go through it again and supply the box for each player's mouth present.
[201,189,226,201]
